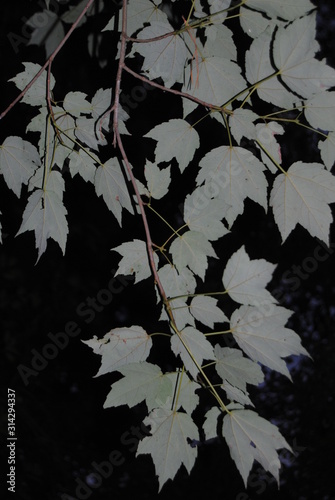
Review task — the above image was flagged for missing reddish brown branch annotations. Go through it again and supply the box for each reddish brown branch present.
[123,64,221,111]
[114,0,174,315]
[112,0,128,147]
[0,0,96,120]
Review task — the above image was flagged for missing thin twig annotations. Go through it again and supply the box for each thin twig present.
[0,0,96,120]
[123,64,222,111]
[47,61,63,144]
[126,31,176,43]
[112,0,128,147]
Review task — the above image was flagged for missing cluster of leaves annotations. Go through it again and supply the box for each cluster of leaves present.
[1,0,335,492]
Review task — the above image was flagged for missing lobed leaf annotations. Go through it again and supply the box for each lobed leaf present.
[94,158,134,225]
[230,304,310,378]
[113,239,158,284]
[137,408,199,491]
[103,362,172,411]
[223,246,276,306]
[145,119,200,173]
[270,161,335,244]
[0,136,41,197]
[82,326,152,377]
[214,345,264,392]
[223,409,292,486]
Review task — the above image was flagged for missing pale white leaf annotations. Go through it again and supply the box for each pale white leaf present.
[27,105,75,168]
[103,362,172,411]
[170,326,215,380]
[240,6,275,39]
[166,297,195,330]
[122,0,167,37]
[145,119,200,173]
[113,239,158,284]
[222,246,276,305]
[157,264,197,301]
[134,22,188,88]
[230,304,310,378]
[245,30,299,109]
[102,17,115,32]
[75,117,107,150]
[203,406,221,440]
[26,107,49,155]
[256,121,284,174]
[94,157,134,225]
[90,88,129,135]
[169,231,217,280]
[184,186,229,240]
[137,408,199,491]
[91,88,112,119]
[223,381,254,407]
[197,146,268,227]
[190,296,228,328]
[204,24,236,60]
[164,371,200,414]
[214,345,264,391]
[244,0,313,20]
[183,56,247,107]
[223,409,292,486]
[10,62,55,107]
[305,92,335,132]
[63,91,91,117]
[144,161,171,199]
[208,0,230,21]
[68,149,97,183]
[82,326,152,376]
[0,136,41,196]
[273,14,335,99]
[319,132,335,171]
[229,109,258,145]
[16,171,68,261]
[270,161,335,244]
[191,0,205,17]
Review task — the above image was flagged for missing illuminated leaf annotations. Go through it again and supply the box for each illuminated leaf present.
[83,326,152,376]
[0,136,41,197]
[270,162,335,243]
[223,409,292,486]
[223,246,276,305]
[137,408,199,491]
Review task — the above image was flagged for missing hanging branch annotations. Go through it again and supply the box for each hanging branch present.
[0,0,96,120]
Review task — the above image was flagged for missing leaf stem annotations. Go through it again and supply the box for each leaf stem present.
[123,64,221,111]
[205,330,232,336]
[168,290,228,302]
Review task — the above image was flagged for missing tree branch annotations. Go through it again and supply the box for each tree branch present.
[123,64,222,111]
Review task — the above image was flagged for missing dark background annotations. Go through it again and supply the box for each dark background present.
[1,1,335,499]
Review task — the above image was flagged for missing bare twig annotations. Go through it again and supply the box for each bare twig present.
[114,0,171,309]
[123,64,222,111]
[126,31,176,43]
[112,0,128,147]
